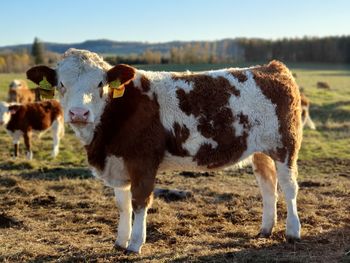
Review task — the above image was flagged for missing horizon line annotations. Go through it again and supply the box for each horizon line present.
[1,34,350,48]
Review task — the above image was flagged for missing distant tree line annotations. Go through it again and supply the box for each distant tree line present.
[1,36,350,72]
[0,37,59,73]
[105,36,350,65]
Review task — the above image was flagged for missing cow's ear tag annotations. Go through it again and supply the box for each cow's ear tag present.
[39,77,53,90]
[38,77,55,99]
[109,79,125,98]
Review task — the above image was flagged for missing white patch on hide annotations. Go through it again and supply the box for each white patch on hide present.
[92,155,130,188]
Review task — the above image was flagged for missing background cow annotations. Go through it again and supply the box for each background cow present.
[8,79,37,103]
[27,49,302,254]
[0,100,64,160]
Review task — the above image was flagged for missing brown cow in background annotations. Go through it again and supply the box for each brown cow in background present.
[8,79,38,103]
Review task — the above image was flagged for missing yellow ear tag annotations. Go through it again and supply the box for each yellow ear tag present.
[38,77,55,99]
[113,87,125,98]
[39,89,55,99]
[109,79,125,98]
[39,77,53,90]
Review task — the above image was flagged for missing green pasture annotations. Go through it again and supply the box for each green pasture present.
[0,63,349,164]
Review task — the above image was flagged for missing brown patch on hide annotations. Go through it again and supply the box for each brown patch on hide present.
[166,123,190,156]
[140,75,151,92]
[229,70,248,83]
[252,153,277,185]
[238,112,251,130]
[173,74,250,168]
[252,60,302,167]
[106,64,136,86]
[85,81,166,209]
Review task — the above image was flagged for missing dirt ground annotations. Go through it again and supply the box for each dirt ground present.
[0,157,349,263]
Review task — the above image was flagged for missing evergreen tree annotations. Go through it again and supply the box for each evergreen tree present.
[31,37,45,64]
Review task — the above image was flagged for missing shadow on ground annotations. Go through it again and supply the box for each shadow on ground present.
[19,167,92,180]
[21,226,350,263]
[311,101,350,123]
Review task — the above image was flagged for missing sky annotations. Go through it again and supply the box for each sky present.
[1,0,349,46]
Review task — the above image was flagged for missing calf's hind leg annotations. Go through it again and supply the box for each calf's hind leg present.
[252,153,278,237]
[275,160,301,242]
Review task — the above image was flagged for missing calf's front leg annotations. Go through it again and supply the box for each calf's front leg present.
[125,161,157,254]
[114,186,132,249]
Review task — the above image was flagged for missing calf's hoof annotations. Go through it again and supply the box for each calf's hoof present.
[286,235,301,244]
[26,152,33,160]
[126,244,142,254]
[257,229,272,238]
[114,240,128,250]
[124,249,140,255]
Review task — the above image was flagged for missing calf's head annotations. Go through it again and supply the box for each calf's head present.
[9,80,27,91]
[8,80,28,102]
[0,102,19,126]
[26,49,135,141]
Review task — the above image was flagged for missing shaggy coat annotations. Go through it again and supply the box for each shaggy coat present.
[27,49,302,254]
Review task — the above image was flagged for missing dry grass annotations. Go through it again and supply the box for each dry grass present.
[0,161,349,262]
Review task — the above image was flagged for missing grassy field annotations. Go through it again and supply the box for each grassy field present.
[0,63,349,262]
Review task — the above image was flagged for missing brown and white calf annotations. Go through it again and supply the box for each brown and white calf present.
[8,79,36,103]
[0,100,64,159]
[27,49,302,253]
[300,92,316,130]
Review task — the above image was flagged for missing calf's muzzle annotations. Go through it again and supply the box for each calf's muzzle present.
[68,107,90,123]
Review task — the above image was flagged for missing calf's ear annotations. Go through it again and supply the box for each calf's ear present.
[106,64,136,86]
[26,66,57,87]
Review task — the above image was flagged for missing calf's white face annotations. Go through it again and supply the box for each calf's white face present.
[57,54,109,125]
[26,48,136,144]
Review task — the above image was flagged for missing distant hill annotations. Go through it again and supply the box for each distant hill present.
[0,39,207,55]
[1,36,349,64]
